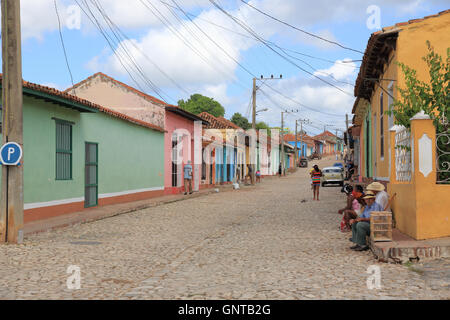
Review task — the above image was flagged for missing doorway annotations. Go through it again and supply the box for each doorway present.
[85,142,98,208]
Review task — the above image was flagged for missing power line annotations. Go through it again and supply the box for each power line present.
[91,0,189,96]
[239,0,365,54]
[87,0,172,102]
[160,1,358,70]
[169,0,256,78]
[139,0,251,92]
[258,86,346,118]
[54,0,74,88]
[208,0,354,97]
[75,0,167,101]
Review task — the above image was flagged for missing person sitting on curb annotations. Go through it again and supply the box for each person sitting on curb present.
[256,170,261,183]
[366,182,389,210]
[349,191,383,251]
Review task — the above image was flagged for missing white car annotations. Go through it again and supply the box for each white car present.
[321,167,344,187]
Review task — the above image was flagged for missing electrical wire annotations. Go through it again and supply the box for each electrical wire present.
[161,0,359,70]
[208,0,354,97]
[139,0,251,92]
[54,0,75,88]
[91,0,190,96]
[74,0,163,100]
[87,0,172,102]
[239,0,364,54]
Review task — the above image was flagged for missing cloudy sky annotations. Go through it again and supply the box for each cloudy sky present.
[6,0,450,135]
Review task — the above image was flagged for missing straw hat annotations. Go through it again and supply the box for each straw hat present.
[363,191,376,200]
[367,182,385,192]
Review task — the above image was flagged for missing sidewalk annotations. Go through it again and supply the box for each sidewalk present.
[23,184,236,237]
[371,229,450,263]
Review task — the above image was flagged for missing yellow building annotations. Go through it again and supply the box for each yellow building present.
[352,10,450,239]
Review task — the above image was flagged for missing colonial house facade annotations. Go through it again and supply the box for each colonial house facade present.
[0,76,165,224]
[352,10,450,240]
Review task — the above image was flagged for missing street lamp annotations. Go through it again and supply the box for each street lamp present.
[256,108,269,115]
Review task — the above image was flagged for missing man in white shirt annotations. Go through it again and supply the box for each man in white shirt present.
[367,182,389,210]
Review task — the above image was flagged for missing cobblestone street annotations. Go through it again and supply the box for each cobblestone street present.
[0,159,448,300]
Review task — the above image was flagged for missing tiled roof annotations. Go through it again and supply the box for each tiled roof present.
[283,134,315,147]
[65,72,168,107]
[0,74,165,133]
[198,112,240,129]
[218,117,242,130]
[313,131,338,143]
[354,9,450,99]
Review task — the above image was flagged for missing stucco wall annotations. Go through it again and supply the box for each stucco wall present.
[1,95,164,215]
[389,118,450,240]
[67,74,165,129]
[360,12,450,181]
[164,111,196,191]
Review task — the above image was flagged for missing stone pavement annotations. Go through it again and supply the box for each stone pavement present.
[23,185,233,236]
[0,158,448,300]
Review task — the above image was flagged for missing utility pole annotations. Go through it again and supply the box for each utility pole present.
[294,120,298,168]
[281,112,285,176]
[297,119,310,160]
[345,114,349,161]
[1,0,24,244]
[252,78,257,130]
[251,75,282,183]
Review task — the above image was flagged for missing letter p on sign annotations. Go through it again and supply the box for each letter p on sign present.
[0,142,23,166]
[8,147,15,161]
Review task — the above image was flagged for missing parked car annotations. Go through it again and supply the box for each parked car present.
[333,163,344,171]
[298,157,308,168]
[321,167,344,187]
[308,152,322,160]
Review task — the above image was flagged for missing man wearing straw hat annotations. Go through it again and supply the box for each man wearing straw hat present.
[349,191,383,251]
[367,182,389,210]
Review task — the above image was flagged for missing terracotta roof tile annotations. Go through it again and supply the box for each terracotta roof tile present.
[0,74,165,133]
[198,112,239,129]
[355,9,450,100]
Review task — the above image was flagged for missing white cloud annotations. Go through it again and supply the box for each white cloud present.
[314,59,357,81]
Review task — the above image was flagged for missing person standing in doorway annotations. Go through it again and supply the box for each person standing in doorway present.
[184,160,193,195]
[245,164,254,185]
[311,165,322,201]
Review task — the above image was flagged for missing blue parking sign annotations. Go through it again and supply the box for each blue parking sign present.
[0,142,23,166]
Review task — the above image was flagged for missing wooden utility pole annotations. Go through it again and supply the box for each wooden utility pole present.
[251,78,257,184]
[297,119,309,160]
[294,120,298,167]
[251,75,282,182]
[252,78,257,130]
[0,0,24,244]
[281,112,285,176]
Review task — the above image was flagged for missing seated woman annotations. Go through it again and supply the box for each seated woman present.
[338,185,363,214]
[339,185,364,232]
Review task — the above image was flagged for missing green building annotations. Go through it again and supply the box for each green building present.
[1,77,165,223]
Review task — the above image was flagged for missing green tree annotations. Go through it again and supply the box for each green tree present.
[387,41,449,183]
[387,41,449,130]
[178,94,225,118]
[255,121,270,130]
[230,112,251,130]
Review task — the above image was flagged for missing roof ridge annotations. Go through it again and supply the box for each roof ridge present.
[65,72,168,107]
[0,74,165,133]
[374,8,450,36]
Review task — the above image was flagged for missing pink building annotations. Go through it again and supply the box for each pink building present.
[164,106,210,195]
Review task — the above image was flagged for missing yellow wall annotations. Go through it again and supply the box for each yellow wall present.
[367,49,398,179]
[389,118,450,240]
[397,13,450,87]
[363,12,450,180]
